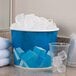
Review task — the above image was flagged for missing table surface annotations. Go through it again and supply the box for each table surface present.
[0,66,76,76]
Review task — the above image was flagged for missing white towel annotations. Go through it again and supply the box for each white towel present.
[0,49,10,59]
[0,58,10,67]
[0,37,11,49]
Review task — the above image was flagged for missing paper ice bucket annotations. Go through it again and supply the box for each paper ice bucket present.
[10,24,59,68]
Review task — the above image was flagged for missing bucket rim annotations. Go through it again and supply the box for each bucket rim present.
[10,23,59,32]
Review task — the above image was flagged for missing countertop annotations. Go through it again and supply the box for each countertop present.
[0,66,76,76]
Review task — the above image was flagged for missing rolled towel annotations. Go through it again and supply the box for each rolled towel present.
[0,49,10,59]
[0,58,10,67]
[0,37,11,49]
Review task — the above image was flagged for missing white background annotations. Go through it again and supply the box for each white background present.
[0,0,9,30]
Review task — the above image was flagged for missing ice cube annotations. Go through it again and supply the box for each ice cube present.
[47,51,54,57]
[40,54,52,68]
[40,17,49,23]
[19,60,29,67]
[20,50,39,68]
[33,46,53,68]
[33,46,46,57]
[53,56,63,67]
[13,49,20,60]
[57,64,66,73]
[15,13,25,25]
[24,14,39,26]
[15,48,24,56]
[47,51,50,56]
[58,50,67,60]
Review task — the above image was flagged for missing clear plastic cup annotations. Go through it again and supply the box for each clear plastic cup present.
[49,42,70,75]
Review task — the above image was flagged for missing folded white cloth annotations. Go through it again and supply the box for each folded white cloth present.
[0,49,10,59]
[0,58,10,67]
[0,37,11,49]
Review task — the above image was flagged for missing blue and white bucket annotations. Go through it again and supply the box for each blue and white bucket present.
[10,23,59,68]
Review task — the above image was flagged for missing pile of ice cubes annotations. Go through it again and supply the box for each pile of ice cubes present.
[53,51,67,73]
[11,14,59,31]
[14,46,52,68]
